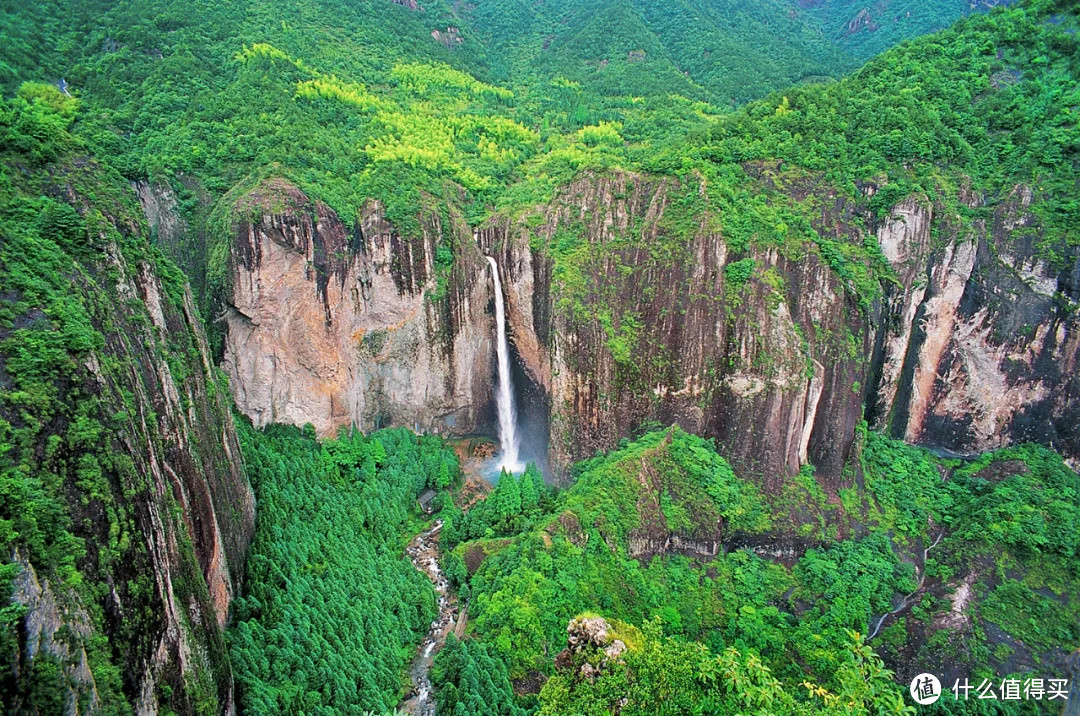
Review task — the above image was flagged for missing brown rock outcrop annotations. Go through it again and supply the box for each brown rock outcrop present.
[222,169,1078,495]
[221,179,494,439]
[870,184,1080,465]
[98,234,255,712]
[483,171,868,490]
[7,168,255,713]
[483,169,1078,485]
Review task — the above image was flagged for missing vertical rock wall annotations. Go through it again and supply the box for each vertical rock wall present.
[484,170,1078,487]
[5,169,255,713]
[220,171,1079,494]
[870,185,1080,465]
[482,171,870,490]
[220,179,494,439]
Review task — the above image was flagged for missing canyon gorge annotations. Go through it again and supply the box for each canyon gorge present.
[3,0,1077,711]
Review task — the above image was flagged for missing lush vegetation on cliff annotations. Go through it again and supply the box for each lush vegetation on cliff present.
[539,617,908,715]
[0,83,242,712]
[438,428,1079,714]
[443,430,774,678]
[2,0,1078,711]
[0,0,1052,306]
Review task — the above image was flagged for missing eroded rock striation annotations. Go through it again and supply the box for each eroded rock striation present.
[482,170,869,489]
[220,178,494,439]
[220,170,1078,491]
[5,165,255,713]
[870,185,1080,464]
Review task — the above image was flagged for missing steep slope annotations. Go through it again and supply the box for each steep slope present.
[0,0,1074,488]
[0,85,254,713]
[193,0,1078,491]
[798,0,1014,60]
[477,0,1079,482]
[480,170,870,487]
[217,177,495,437]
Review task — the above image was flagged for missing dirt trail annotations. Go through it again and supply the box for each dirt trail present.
[400,520,458,716]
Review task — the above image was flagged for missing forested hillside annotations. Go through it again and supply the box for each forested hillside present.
[437,428,1079,714]
[3,0,999,126]
[0,83,254,711]
[460,0,852,104]
[798,0,1014,61]
[230,424,457,713]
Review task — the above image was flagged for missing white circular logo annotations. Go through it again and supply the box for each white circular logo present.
[910,673,942,705]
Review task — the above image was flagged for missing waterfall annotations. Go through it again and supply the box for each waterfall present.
[486,256,524,473]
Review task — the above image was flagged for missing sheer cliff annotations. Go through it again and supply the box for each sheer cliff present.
[0,87,254,714]
[480,169,1078,483]
[215,178,495,439]
[0,0,1076,710]
[217,165,1077,494]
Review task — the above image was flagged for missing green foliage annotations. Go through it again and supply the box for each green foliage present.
[444,465,551,545]
[464,430,774,677]
[723,257,756,289]
[980,576,1080,653]
[802,0,1005,62]
[431,634,528,716]
[0,82,79,164]
[457,428,1080,712]
[860,428,951,540]
[2,0,1063,323]
[2,1,1079,713]
[0,85,240,712]
[946,444,1080,558]
[703,1,1080,257]
[467,0,860,106]
[540,617,910,715]
[792,535,917,677]
[859,431,1080,684]
[230,423,459,713]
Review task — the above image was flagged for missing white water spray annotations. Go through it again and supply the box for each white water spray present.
[486,256,524,473]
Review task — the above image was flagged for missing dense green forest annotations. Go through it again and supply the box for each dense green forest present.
[800,0,1014,61]
[436,427,1078,714]
[0,81,249,711]
[229,424,458,713]
[1,0,1068,321]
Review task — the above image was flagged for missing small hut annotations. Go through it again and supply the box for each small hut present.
[417,489,437,514]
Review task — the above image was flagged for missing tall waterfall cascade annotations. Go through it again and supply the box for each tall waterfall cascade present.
[486,256,525,474]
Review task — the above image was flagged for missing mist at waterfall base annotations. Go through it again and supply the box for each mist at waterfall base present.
[482,257,549,483]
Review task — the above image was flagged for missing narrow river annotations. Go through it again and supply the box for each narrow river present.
[399,519,461,715]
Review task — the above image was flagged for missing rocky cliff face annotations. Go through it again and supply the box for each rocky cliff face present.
[220,179,494,439]
[869,185,1080,464]
[481,169,1077,485]
[3,162,255,713]
[221,170,1077,491]
[482,171,870,490]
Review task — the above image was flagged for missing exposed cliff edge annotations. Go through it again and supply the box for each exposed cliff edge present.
[481,171,869,490]
[219,169,1078,493]
[870,186,1080,463]
[492,170,1077,483]
[2,150,255,712]
[217,178,494,439]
